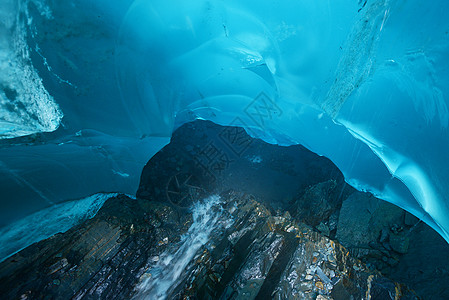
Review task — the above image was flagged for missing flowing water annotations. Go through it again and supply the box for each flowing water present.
[134,195,231,299]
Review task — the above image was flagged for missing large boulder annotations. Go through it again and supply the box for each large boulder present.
[336,192,404,249]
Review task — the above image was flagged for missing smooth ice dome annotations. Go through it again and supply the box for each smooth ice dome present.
[0,0,448,243]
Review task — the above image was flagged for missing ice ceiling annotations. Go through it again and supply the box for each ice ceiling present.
[0,0,448,242]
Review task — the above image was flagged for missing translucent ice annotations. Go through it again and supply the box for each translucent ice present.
[0,0,448,243]
[0,193,118,262]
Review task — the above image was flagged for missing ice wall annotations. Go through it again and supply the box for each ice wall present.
[0,0,62,139]
[0,193,119,262]
[0,0,169,225]
[0,0,448,242]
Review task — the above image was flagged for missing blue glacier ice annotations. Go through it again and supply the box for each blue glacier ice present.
[0,0,448,244]
[0,193,119,262]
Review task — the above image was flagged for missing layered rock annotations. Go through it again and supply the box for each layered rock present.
[0,192,418,299]
[0,195,191,299]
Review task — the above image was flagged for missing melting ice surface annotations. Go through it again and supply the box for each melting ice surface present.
[0,193,118,263]
[135,195,227,299]
[0,0,449,243]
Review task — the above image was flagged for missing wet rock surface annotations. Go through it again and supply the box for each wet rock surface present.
[166,192,417,300]
[0,195,192,299]
[0,121,447,299]
[335,194,449,300]
[0,192,418,300]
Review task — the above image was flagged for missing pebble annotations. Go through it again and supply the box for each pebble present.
[158,237,169,245]
[327,254,336,263]
[300,281,313,291]
[331,277,340,285]
[379,228,389,243]
[285,225,296,233]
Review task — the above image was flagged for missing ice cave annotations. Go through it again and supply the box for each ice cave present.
[1,0,448,298]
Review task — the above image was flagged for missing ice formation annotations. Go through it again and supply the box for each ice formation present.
[0,0,448,243]
[0,193,121,262]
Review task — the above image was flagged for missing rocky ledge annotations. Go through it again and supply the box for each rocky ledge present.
[0,192,418,299]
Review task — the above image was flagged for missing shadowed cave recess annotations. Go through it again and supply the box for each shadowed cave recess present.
[1,0,449,299]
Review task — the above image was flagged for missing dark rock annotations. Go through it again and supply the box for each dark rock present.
[0,195,189,300]
[388,218,449,299]
[387,257,400,267]
[331,280,352,300]
[165,195,418,300]
[317,222,331,236]
[336,191,404,249]
[379,227,390,243]
[293,180,338,227]
[328,210,339,232]
[137,120,347,213]
[391,223,404,234]
[390,232,410,254]
[382,241,392,251]
[337,192,378,248]
[0,193,419,300]
[404,212,419,226]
